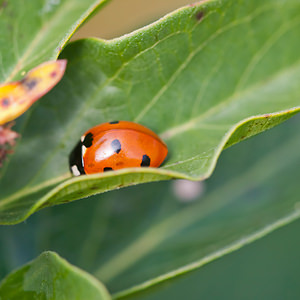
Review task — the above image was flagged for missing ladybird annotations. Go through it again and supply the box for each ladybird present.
[69,120,168,176]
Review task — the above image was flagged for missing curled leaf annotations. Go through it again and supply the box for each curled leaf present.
[0,60,67,125]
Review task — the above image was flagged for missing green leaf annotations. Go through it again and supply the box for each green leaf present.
[0,0,108,83]
[0,251,111,300]
[1,0,300,224]
[116,219,300,300]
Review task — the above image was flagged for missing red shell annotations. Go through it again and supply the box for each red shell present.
[69,121,168,175]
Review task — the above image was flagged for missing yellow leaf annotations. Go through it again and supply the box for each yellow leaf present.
[0,60,67,125]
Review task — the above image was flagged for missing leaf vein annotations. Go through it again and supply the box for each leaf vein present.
[133,4,274,123]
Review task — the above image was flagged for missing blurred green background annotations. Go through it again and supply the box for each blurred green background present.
[1,0,300,299]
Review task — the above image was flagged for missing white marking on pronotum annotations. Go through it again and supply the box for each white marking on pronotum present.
[81,135,85,142]
[82,145,87,157]
[71,165,81,176]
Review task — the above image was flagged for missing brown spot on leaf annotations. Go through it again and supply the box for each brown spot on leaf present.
[50,71,57,78]
[90,186,100,190]
[196,11,205,21]
[21,77,38,90]
[1,98,10,107]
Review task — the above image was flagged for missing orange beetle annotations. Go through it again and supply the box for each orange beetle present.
[69,120,168,176]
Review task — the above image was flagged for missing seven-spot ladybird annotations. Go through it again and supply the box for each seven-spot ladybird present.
[69,120,168,176]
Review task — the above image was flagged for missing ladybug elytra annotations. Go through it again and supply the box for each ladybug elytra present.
[69,120,168,176]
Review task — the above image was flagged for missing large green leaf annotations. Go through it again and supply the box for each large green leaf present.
[1,0,300,224]
[0,0,108,83]
[0,251,111,300]
[120,219,300,300]
[0,115,300,297]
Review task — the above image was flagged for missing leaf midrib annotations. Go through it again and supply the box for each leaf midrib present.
[161,58,300,140]
[133,3,276,123]
[112,209,300,299]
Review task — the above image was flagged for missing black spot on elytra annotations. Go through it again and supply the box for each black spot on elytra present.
[109,120,119,124]
[141,154,150,167]
[1,98,10,107]
[111,139,121,154]
[69,140,85,175]
[196,11,204,21]
[21,78,38,90]
[82,132,93,147]
[104,167,113,172]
